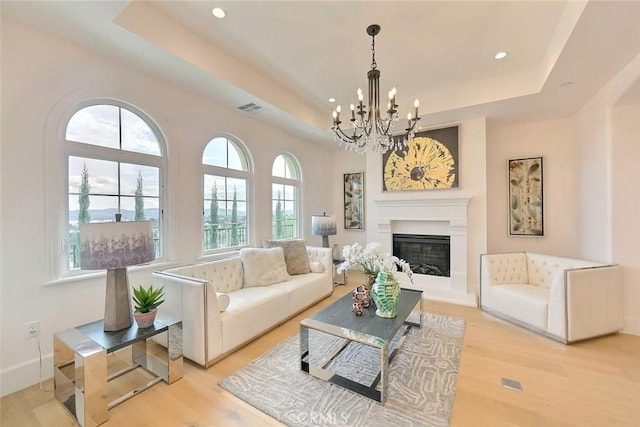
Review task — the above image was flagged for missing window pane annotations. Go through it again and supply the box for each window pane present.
[120,163,160,197]
[227,141,245,171]
[272,155,285,177]
[227,178,246,201]
[66,105,120,148]
[284,184,295,200]
[69,156,118,195]
[272,154,299,180]
[121,109,161,156]
[203,137,227,167]
[272,183,283,199]
[120,196,159,221]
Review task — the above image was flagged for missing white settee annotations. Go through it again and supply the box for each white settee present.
[480,252,623,343]
[152,243,333,366]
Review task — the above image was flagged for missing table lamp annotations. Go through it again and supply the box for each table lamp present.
[80,218,155,332]
[311,213,337,248]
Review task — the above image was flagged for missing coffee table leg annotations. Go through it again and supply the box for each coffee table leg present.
[380,344,389,405]
[300,325,310,372]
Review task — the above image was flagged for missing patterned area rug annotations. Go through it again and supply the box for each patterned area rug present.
[218,312,465,426]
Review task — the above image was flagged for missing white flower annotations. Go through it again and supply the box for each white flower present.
[338,242,413,283]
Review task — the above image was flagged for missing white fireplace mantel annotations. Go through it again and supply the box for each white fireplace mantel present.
[372,196,476,306]
[373,197,471,208]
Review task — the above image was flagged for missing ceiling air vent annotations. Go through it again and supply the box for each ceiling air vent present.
[237,102,263,113]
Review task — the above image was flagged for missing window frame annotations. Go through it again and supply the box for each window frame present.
[271,153,302,240]
[60,100,167,278]
[202,135,253,254]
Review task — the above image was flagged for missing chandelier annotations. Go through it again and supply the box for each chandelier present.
[331,24,420,154]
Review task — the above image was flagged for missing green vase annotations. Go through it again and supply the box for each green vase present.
[372,270,400,318]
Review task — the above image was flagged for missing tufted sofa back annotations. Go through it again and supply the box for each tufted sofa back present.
[306,245,333,270]
[165,257,244,293]
[526,253,601,288]
[483,252,528,285]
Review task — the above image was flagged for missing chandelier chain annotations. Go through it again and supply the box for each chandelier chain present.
[371,33,377,70]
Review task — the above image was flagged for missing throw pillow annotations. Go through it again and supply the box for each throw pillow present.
[309,261,324,273]
[216,292,230,312]
[239,247,291,287]
[262,239,311,275]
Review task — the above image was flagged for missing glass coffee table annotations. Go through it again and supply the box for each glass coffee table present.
[300,288,423,405]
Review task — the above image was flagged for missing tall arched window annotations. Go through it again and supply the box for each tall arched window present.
[203,136,252,251]
[66,103,165,272]
[272,153,301,240]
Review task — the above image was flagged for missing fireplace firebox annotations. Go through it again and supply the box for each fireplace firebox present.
[392,234,450,277]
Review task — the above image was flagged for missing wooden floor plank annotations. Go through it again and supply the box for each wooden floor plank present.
[2,271,639,426]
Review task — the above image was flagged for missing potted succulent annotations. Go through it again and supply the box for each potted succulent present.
[132,285,165,329]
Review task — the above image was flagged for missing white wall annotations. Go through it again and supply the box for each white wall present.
[612,101,640,335]
[572,100,611,262]
[330,150,367,251]
[0,19,333,395]
[486,118,580,256]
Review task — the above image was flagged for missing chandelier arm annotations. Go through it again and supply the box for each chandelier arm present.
[332,123,364,146]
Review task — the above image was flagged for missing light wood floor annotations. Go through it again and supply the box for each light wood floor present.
[3,272,639,426]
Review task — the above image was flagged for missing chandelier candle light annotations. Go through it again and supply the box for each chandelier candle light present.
[332,24,420,153]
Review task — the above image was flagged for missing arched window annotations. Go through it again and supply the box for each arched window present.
[66,103,165,272]
[203,136,251,251]
[271,153,301,240]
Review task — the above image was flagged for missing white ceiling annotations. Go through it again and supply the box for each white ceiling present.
[3,0,640,148]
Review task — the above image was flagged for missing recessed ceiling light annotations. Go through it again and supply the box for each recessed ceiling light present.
[495,51,508,60]
[212,8,226,19]
[328,98,336,103]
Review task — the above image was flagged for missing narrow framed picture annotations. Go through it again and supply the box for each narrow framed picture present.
[344,172,364,230]
[508,157,543,236]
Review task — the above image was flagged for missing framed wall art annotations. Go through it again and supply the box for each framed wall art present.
[343,171,364,230]
[382,125,459,191]
[508,156,543,236]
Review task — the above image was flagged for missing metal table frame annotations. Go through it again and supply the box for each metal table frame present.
[54,312,183,426]
[300,288,423,405]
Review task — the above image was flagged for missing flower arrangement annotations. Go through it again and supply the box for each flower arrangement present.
[337,242,413,283]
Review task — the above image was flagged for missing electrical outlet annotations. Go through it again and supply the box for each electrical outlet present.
[25,320,40,339]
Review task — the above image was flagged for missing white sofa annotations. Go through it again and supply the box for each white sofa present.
[152,244,333,366]
[480,252,623,343]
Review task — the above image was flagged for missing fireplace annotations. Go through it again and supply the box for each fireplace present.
[393,234,450,277]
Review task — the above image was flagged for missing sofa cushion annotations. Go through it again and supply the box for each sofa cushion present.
[489,284,549,331]
[263,239,311,275]
[240,247,291,287]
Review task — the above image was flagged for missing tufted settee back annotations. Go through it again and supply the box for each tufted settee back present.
[483,252,528,285]
[526,253,602,288]
[165,257,244,293]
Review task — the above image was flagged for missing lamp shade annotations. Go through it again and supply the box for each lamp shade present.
[80,221,155,270]
[311,214,337,236]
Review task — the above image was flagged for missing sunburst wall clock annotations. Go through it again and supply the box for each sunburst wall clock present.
[382,126,459,191]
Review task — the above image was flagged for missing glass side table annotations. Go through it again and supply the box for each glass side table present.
[332,259,347,286]
[54,312,183,427]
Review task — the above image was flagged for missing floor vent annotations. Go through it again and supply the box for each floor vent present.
[501,378,523,391]
[237,102,263,113]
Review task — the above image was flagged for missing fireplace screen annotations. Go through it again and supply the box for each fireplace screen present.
[393,234,450,277]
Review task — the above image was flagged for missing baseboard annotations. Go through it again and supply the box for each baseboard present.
[623,316,640,336]
[1,352,54,397]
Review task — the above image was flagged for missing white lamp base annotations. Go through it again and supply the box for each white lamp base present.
[104,268,133,332]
